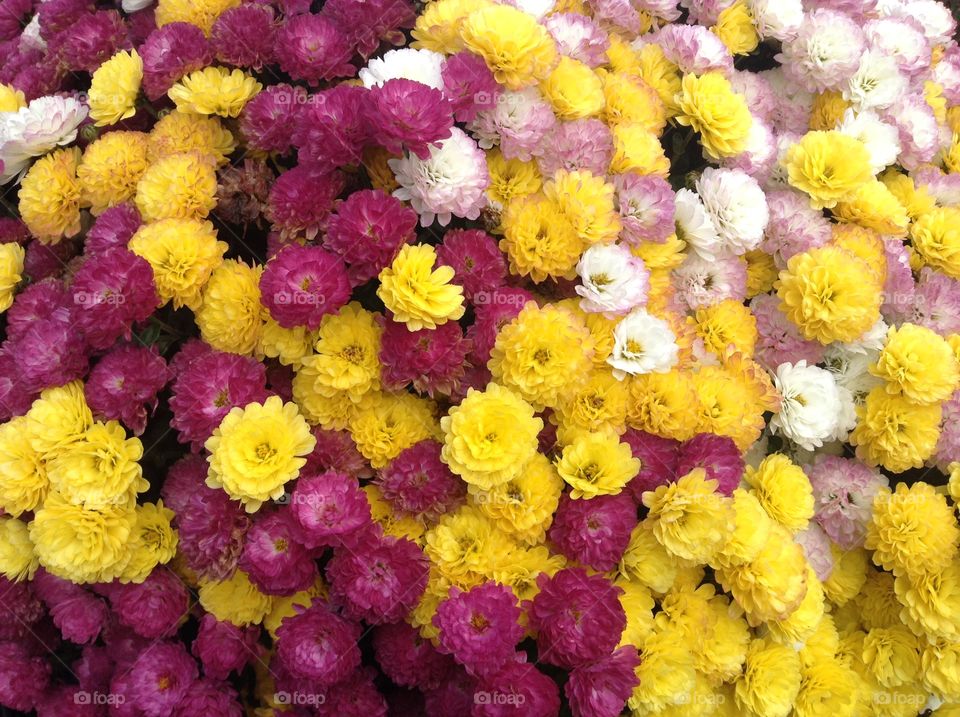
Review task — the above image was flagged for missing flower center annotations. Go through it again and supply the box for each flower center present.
[256,442,276,461]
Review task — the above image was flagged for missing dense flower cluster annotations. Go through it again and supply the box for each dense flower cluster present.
[0,0,959,715]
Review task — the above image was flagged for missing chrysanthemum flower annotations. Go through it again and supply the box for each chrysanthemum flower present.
[743,454,814,533]
[609,122,671,176]
[274,13,355,86]
[88,49,142,126]
[870,323,959,405]
[734,638,802,717]
[850,386,941,473]
[275,598,361,683]
[499,194,584,282]
[168,66,261,117]
[549,492,635,571]
[378,244,465,331]
[197,569,273,626]
[17,147,82,242]
[118,500,178,583]
[135,151,218,222]
[238,510,316,596]
[210,4,275,70]
[196,259,266,356]
[782,130,873,209]
[368,78,454,159]
[0,517,38,582]
[259,245,351,330]
[205,395,316,512]
[894,561,960,641]
[140,22,215,100]
[129,218,227,310]
[155,0,241,36]
[349,391,437,469]
[910,207,960,281]
[675,72,752,159]
[556,432,639,500]
[266,165,345,241]
[77,131,151,215]
[0,416,47,517]
[460,4,557,89]
[148,109,236,166]
[0,242,24,313]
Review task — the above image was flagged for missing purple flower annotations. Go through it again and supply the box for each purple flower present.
[761,189,832,268]
[433,582,524,677]
[621,429,680,502]
[313,667,389,717]
[675,433,744,496]
[292,85,373,171]
[475,660,561,717]
[192,613,260,681]
[33,571,107,646]
[367,78,454,159]
[85,203,142,254]
[908,267,960,335]
[0,641,51,712]
[55,9,130,72]
[0,351,33,421]
[171,680,244,717]
[807,455,888,550]
[536,118,613,178]
[110,568,189,640]
[441,51,498,123]
[211,4,276,70]
[372,621,454,690]
[275,598,362,684]
[435,228,506,303]
[38,0,93,38]
[0,0,33,41]
[260,244,351,329]
[24,237,78,281]
[527,568,626,669]
[266,165,345,240]
[324,0,414,58]
[304,428,371,479]
[565,647,640,717]
[13,306,88,392]
[0,577,43,642]
[325,188,418,286]
[379,320,472,397]
[751,293,825,371]
[613,174,675,245]
[240,509,318,596]
[376,440,465,519]
[140,23,213,101]
[239,84,305,155]
[121,642,197,717]
[548,493,636,571]
[6,278,69,343]
[290,470,373,548]
[85,344,170,435]
[545,13,609,67]
[274,13,355,86]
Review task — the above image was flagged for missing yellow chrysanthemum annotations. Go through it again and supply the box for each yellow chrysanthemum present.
[540,56,604,120]
[118,500,178,583]
[911,207,960,280]
[833,179,910,235]
[600,70,666,133]
[499,194,584,282]
[922,638,960,702]
[205,395,316,512]
[25,381,93,458]
[198,569,273,626]
[196,259,266,356]
[692,298,758,359]
[491,544,564,606]
[88,50,143,126]
[743,454,814,533]
[637,42,682,116]
[364,484,425,543]
[712,0,759,55]
[459,4,557,89]
[300,302,382,403]
[0,416,48,517]
[609,122,671,176]
[0,517,38,581]
[77,131,151,215]
[47,421,146,509]
[440,382,542,490]
[862,626,921,688]
[29,491,137,583]
[291,377,365,431]
[799,614,840,668]
[643,468,734,563]
[697,594,751,682]
[830,223,886,279]
[734,638,802,717]
[485,150,541,208]
[793,659,861,717]
[894,561,960,641]
[489,302,593,409]
[627,626,698,715]
[0,83,25,112]
[823,544,868,607]
[866,482,960,578]
[782,130,873,209]
[880,169,936,220]
[156,0,240,33]
[675,72,752,160]
[169,66,261,117]
[871,323,959,405]
[690,364,767,451]
[129,218,226,310]
[744,249,778,298]
[618,578,657,647]
[258,318,317,368]
[18,146,82,242]
[714,488,773,568]
[377,244,465,331]
[424,504,518,583]
[135,151,218,222]
[627,369,700,441]
[555,431,639,499]
[148,110,236,166]
[857,569,902,631]
[348,392,437,469]
[544,169,621,245]
[0,242,23,313]
[362,146,401,193]
[808,90,850,131]
[412,0,491,53]
[850,386,942,473]
[776,245,882,344]
[767,567,825,645]
[552,370,628,444]
[470,452,563,544]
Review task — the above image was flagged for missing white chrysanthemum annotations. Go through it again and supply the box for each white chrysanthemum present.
[836,109,901,174]
[823,346,882,405]
[19,14,45,52]
[831,385,858,443]
[890,95,943,171]
[122,0,154,12]
[766,131,801,188]
[0,95,88,183]
[389,127,489,227]
[840,317,889,355]
[505,0,555,20]
[843,50,907,112]
[674,188,721,261]
[747,0,803,41]
[607,308,679,379]
[777,10,865,92]
[722,118,777,181]
[770,361,846,451]
[886,0,955,44]
[359,48,445,89]
[696,168,769,256]
[575,243,650,316]
[864,18,930,78]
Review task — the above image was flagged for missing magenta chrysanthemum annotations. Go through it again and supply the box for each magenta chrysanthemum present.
[376,440,465,519]
[260,244,351,329]
[275,598,362,684]
[266,165,345,240]
[292,85,372,171]
[274,13,355,86]
[565,647,640,717]
[140,23,214,101]
[191,613,260,681]
[239,84,306,155]
[367,78,454,159]
[211,4,276,70]
[325,0,415,58]
[435,229,506,303]
[441,51,498,124]
[621,429,680,502]
[109,568,189,640]
[239,509,318,596]
[85,344,170,435]
[548,493,636,571]
[122,642,197,717]
[304,427,371,479]
[290,470,373,548]
[33,570,108,645]
[465,287,534,364]
[475,660,561,717]
[379,321,472,397]
[171,680,244,717]
[372,621,454,690]
[55,10,131,73]
[675,433,744,496]
[85,203,142,254]
[11,307,88,392]
[0,641,50,712]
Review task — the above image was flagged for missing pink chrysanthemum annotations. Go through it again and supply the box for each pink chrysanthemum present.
[469,88,556,162]
[211,4,276,70]
[266,165,345,240]
[274,13,355,86]
[544,13,609,67]
[806,455,888,550]
[171,680,244,717]
[0,642,50,712]
[0,0,33,40]
[435,229,506,303]
[325,0,414,58]
[907,267,960,335]
[441,51,498,124]
[761,189,832,268]
[240,510,318,596]
[13,307,88,393]
[375,440,465,519]
[796,523,835,582]
[367,78,454,160]
[0,577,43,642]
[675,433,744,496]
[85,203,142,254]
[110,569,189,640]
[123,642,197,717]
[275,598,362,684]
[314,667,389,717]
[260,244,351,329]
[325,189,418,285]
[881,238,916,323]
[37,0,92,38]
[379,321,472,397]
[936,390,960,469]
[475,660,561,717]
[23,238,78,282]
[304,428,371,479]
[527,568,625,668]
[140,23,214,101]
[55,10,131,72]
[465,287,535,364]
[290,471,373,548]
[548,493,636,571]
[33,570,108,645]
[566,647,640,717]
[621,429,680,501]
[673,253,747,311]
[293,85,373,171]
[372,621,454,690]
[192,613,260,681]
[423,669,478,717]
[85,344,170,435]
[777,10,865,92]
[0,351,33,421]
[433,582,524,677]
[655,24,733,75]
[614,174,675,245]
[751,293,825,370]
[6,278,69,343]
[239,84,306,155]
[536,118,613,179]
[169,341,270,451]
[327,531,429,623]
